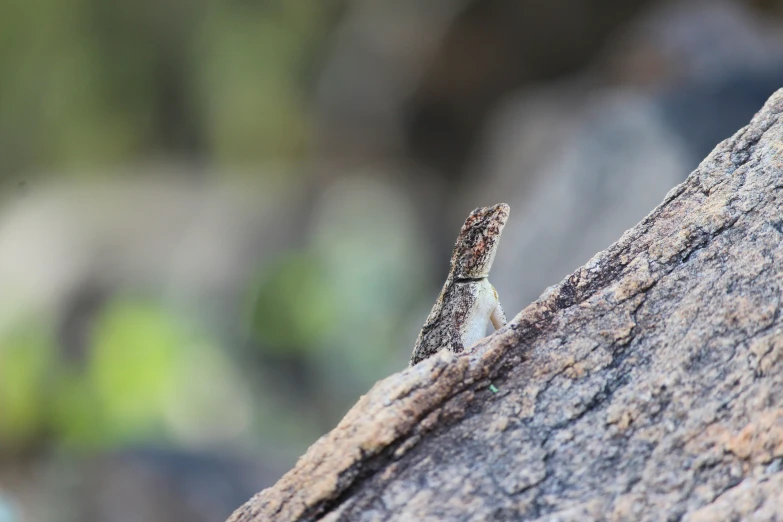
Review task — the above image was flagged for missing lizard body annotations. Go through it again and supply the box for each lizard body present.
[409,203,509,366]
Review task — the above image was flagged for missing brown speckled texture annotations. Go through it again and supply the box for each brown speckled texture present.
[227,89,783,521]
[410,203,509,366]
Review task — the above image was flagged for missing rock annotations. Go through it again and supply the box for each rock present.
[228,88,783,521]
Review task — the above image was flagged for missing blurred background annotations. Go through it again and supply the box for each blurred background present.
[1,0,782,520]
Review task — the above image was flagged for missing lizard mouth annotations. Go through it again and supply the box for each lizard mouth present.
[454,276,487,282]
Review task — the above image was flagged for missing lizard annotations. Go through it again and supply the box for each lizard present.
[410,203,509,366]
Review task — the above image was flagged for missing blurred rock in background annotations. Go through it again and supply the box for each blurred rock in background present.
[1,0,782,520]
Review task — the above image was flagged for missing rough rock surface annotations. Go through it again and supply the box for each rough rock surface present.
[228,88,783,521]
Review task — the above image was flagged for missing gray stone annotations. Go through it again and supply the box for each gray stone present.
[228,88,783,521]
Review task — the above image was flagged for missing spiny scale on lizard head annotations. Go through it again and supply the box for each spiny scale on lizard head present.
[450,203,509,280]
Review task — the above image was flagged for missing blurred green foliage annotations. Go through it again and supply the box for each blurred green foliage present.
[82,299,184,443]
[244,181,425,423]
[0,0,425,471]
[0,299,251,450]
[197,2,329,162]
[0,0,338,177]
[249,252,336,355]
[0,319,53,445]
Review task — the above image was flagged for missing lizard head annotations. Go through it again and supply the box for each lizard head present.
[451,203,509,280]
